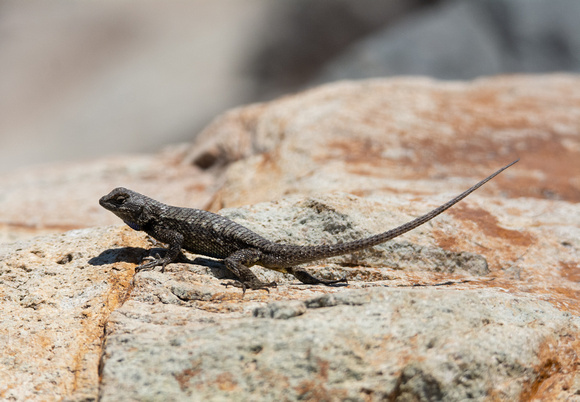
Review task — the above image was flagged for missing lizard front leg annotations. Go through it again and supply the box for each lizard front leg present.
[222,249,277,294]
[136,231,184,273]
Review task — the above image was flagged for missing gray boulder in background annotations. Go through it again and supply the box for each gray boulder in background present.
[313,0,580,83]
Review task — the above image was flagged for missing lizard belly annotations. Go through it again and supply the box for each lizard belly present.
[181,232,242,259]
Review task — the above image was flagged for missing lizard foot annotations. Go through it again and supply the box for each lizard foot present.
[135,254,171,272]
[291,268,348,286]
[221,280,277,295]
[316,277,348,286]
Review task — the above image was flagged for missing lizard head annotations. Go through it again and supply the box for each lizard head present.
[99,187,148,230]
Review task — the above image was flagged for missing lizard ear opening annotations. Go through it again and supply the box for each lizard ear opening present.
[135,202,152,227]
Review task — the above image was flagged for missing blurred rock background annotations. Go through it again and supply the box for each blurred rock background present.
[2,0,580,174]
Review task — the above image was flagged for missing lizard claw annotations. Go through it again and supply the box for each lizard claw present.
[135,254,171,272]
[221,280,250,297]
[221,280,277,295]
[135,261,157,272]
[222,280,246,290]
[291,269,348,286]
[319,277,348,286]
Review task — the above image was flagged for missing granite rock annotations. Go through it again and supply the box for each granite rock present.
[0,226,140,400]
[1,76,579,400]
[100,289,580,401]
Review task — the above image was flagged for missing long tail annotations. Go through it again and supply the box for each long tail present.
[286,159,519,264]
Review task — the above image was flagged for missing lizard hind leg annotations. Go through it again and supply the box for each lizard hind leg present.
[222,249,277,294]
[288,267,348,286]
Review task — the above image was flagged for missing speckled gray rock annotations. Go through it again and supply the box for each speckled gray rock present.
[99,288,580,401]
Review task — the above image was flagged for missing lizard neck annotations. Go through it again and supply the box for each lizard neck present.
[123,220,142,231]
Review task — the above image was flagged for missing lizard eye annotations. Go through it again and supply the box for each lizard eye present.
[113,195,127,205]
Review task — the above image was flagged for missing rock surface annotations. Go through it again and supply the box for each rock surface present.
[101,290,579,401]
[188,75,580,208]
[0,227,140,400]
[0,151,215,243]
[1,76,579,400]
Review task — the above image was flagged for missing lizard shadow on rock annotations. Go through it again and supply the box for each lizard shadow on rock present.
[181,257,348,286]
[88,247,238,280]
[88,246,150,266]
[88,248,347,286]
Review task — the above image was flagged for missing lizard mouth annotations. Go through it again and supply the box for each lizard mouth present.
[99,196,113,210]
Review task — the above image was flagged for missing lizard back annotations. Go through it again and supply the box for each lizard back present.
[147,204,276,259]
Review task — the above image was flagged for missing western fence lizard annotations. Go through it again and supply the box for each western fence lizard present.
[99,159,518,292]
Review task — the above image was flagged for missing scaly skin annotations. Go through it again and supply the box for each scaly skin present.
[99,159,518,293]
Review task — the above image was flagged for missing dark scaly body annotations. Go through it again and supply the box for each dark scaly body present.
[99,159,518,292]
